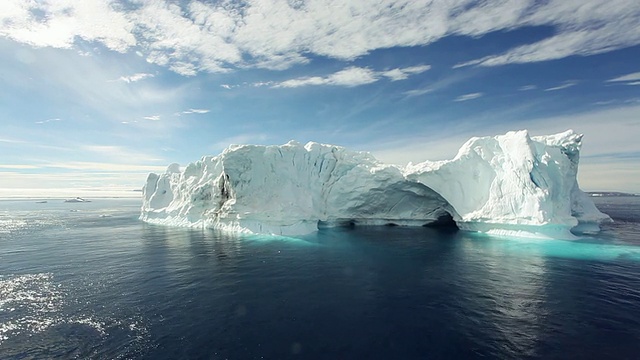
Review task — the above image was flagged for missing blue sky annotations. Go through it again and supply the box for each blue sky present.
[1,0,639,197]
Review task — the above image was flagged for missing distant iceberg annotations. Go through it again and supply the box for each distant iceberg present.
[140,130,611,239]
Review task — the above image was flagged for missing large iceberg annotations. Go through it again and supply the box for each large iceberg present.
[141,130,610,238]
[141,141,456,235]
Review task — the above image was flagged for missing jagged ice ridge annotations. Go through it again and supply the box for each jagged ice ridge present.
[141,130,611,239]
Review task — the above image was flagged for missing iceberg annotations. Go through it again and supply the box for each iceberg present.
[405,130,611,238]
[141,141,456,235]
[141,130,611,238]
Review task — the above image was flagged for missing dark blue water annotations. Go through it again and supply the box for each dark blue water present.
[1,197,639,359]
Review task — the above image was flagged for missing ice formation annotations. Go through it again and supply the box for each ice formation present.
[141,130,610,238]
[141,141,455,235]
[405,130,610,238]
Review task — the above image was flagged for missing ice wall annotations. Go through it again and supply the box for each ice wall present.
[404,130,611,238]
[141,141,455,235]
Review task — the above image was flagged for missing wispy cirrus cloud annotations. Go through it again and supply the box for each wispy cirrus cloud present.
[381,65,431,81]
[3,1,636,76]
[115,73,155,83]
[44,161,166,172]
[403,88,434,97]
[0,164,40,169]
[519,85,537,91]
[143,115,160,121]
[607,71,640,86]
[272,65,430,88]
[544,81,577,91]
[454,92,483,102]
[273,67,378,88]
[454,1,640,68]
[0,138,26,144]
[182,108,210,114]
[35,118,61,124]
[607,71,640,82]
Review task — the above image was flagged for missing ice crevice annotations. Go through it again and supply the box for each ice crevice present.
[141,130,611,239]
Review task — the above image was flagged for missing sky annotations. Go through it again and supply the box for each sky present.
[1,0,639,197]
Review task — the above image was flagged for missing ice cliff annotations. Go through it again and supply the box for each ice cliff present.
[141,130,610,238]
[405,130,610,238]
[141,141,456,235]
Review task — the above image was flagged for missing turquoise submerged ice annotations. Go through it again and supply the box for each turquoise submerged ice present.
[141,130,610,238]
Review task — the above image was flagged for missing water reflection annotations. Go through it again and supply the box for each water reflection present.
[454,233,548,357]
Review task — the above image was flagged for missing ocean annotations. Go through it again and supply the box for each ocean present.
[1,197,639,359]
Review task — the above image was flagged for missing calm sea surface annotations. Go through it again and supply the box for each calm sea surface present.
[1,197,639,359]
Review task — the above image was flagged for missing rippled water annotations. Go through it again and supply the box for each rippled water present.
[0,197,639,359]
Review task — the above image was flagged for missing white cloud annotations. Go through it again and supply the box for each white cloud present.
[0,0,135,51]
[182,108,210,114]
[0,187,142,199]
[0,164,40,169]
[143,115,160,121]
[403,71,477,98]
[403,88,433,97]
[519,85,537,91]
[544,81,577,91]
[116,73,155,83]
[3,1,636,75]
[274,67,376,88]
[44,161,166,172]
[381,65,431,81]
[35,118,61,124]
[0,138,26,144]
[607,72,640,82]
[273,65,429,88]
[607,71,640,83]
[454,92,483,102]
[455,0,640,67]
[251,82,275,87]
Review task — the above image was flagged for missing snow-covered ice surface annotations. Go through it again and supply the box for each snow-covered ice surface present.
[141,141,455,236]
[141,130,610,238]
[405,130,611,239]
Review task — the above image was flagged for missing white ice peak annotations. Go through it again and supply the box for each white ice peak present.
[405,130,610,238]
[141,130,610,238]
